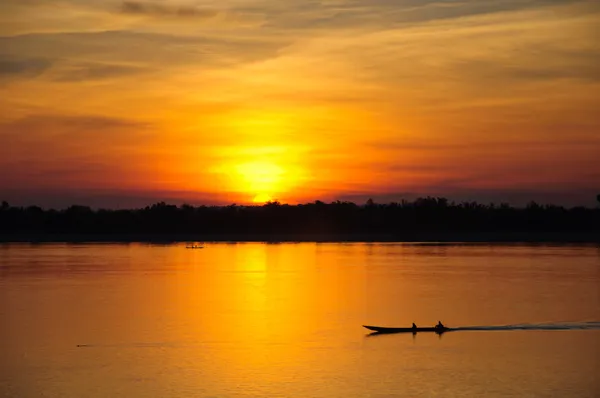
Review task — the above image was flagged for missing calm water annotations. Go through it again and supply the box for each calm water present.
[1,243,599,397]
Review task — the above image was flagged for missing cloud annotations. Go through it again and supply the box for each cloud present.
[250,0,582,31]
[0,0,264,36]
[0,114,152,153]
[0,55,51,77]
[0,0,126,36]
[0,114,159,195]
[119,1,219,19]
[0,30,290,71]
[3,113,146,130]
[51,62,149,82]
[447,51,600,84]
[270,1,600,116]
[0,0,598,208]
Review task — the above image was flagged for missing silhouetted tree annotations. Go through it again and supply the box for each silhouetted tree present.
[0,198,597,239]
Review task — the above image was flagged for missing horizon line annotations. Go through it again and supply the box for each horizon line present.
[2,196,599,212]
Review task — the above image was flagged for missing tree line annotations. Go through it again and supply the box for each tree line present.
[1,197,598,239]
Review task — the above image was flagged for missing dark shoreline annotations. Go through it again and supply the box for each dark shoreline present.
[1,232,599,244]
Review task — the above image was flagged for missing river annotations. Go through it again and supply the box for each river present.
[1,243,598,397]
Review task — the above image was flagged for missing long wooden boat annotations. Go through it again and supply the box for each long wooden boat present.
[363,325,449,334]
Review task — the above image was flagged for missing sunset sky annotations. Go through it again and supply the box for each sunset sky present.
[1,0,599,208]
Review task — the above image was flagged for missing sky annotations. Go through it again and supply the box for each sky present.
[1,0,599,208]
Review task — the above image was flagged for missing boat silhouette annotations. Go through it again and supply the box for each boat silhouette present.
[363,325,449,334]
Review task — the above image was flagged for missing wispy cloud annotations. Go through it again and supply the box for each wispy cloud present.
[51,62,149,82]
[0,114,160,193]
[119,1,220,19]
[0,114,153,160]
[0,30,290,72]
[0,55,51,77]
[0,0,598,206]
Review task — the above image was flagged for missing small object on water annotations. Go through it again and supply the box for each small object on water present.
[363,325,449,334]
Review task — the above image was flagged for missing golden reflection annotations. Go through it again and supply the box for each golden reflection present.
[235,244,268,319]
[205,245,319,367]
[169,243,373,379]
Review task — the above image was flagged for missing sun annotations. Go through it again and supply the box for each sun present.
[236,161,283,187]
[211,145,308,204]
[234,160,284,202]
[253,193,273,204]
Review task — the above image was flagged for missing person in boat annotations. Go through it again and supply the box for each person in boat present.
[436,321,445,329]
[412,322,417,329]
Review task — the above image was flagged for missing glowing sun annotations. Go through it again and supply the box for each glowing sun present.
[234,160,283,203]
[253,193,274,203]
[213,145,308,205]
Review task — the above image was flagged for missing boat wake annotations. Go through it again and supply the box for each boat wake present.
[452,321,600,332]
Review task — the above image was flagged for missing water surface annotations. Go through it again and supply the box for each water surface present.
[1,243,599,397]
